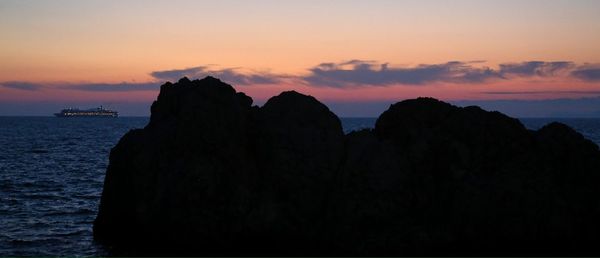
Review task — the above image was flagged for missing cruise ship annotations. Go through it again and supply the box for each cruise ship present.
[54,106,118,117]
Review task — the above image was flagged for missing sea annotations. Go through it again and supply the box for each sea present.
[1,116,599,256]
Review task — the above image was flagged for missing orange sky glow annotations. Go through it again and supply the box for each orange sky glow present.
[1,0,599,116]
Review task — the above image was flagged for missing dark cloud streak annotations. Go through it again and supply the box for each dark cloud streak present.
[0,81,43,91]
[301,60,598,88]
[3,61,599,92]
[483,90,600,95]
[0,81,161,92]
[571,66,600,81]
[150,66,281,85]
[149,66,207,81]
[63,82,160,92]
[303,60,504,87]
[499,61,574,77]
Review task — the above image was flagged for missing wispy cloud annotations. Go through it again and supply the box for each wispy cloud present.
[3,61,599,92]
[150,66,281,85]
[483,90,600,95]
[301,60,586,88]
[301,60,600,88]
[571,65,600,82]
[0,81,161,92]
[149,66,207,81]
[0,81,43,91]
[498,61,574,77]
[62,82,160,92]
[302,60,504,87]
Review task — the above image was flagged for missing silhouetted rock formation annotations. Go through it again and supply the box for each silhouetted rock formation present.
[94,76,600,256]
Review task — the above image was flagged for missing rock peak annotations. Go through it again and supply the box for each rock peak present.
[197,75,223,83]
[264,90,320,107]
[177,76,191,84]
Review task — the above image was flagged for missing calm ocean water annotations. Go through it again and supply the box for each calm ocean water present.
[1,116,599,256]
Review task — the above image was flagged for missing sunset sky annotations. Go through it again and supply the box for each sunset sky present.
[1,0,600,116]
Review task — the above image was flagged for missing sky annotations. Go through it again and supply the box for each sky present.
[1,0,600,117]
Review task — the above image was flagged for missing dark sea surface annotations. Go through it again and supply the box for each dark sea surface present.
[1,116,599,256]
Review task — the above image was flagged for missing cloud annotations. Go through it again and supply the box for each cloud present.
[302,60,503,87]
[1,64,285,92]
[0,81,43,91]
[499,61,574,77]
[149,66,207,81]
[0,81,161,92]
[483,90,600,95]
[63,82,160,91]
[150,66,281,85]
[3,61,599,92]
[301,60,597,88]
[571,65,600,81]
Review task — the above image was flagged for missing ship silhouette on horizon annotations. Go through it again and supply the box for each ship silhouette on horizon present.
[54,106,118,117]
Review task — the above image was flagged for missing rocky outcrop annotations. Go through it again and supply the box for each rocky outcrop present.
[94,76,600,255]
